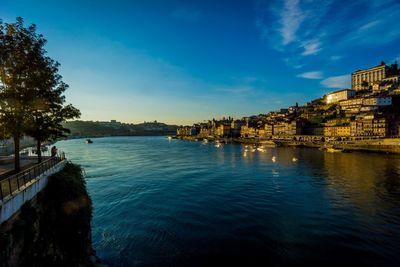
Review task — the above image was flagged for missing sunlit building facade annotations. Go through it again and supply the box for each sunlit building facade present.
[352,62,387,90]
[326,89,356,104]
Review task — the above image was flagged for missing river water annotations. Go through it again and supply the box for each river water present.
[55,136,400,266]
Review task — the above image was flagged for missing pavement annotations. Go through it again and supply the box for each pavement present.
[0,157,39,178]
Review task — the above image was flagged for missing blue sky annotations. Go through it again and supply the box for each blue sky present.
[1,0,400,125]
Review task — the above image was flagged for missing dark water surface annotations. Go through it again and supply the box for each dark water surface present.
[56,136,400,266]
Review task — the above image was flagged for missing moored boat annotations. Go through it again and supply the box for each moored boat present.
[260,140,278,147]
[326,147,342,153]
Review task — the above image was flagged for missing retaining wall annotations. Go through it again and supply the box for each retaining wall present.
[0,160,67,224]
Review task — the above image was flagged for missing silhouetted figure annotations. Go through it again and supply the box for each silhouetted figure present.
[51,146,58,157]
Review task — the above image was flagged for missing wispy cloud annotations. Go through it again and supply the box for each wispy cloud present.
[256,0,331,52]
[346,9,400,45]
[301,39,321,56]
[279,0,305,45]
[358,20,381,32]
[170,7,201,22]
[255,0,400,75]
[320,74,351,89]
[297,71,323,79]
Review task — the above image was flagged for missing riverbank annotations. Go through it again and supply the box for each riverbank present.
[0,163,104,267]
[176,136,400,154]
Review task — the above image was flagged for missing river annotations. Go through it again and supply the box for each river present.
[55,136,400,266]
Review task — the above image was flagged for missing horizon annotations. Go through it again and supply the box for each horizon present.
[1,0,400,125]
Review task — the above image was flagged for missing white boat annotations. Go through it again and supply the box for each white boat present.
[272,156,277,162]
[292,157,298,162]
[260,140,277,147]
[326,147,342,153]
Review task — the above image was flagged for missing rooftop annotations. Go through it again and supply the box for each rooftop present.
[327,88,355,95]
[352,62,387,74]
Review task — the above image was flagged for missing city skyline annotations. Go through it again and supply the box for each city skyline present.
[1,0,400,125]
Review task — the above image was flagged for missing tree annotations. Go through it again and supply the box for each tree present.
[0,121,10,149]
[0,17,80,169]
[25,51,80,163]
[0,17,43,172]
[0,122,8,140]
[387,62,399,76]
[28,103,80,163]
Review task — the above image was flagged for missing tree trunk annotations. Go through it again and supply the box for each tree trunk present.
[14,135,20,172]
[37,140,42,163]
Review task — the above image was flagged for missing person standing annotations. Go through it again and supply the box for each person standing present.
[51,146,58,157]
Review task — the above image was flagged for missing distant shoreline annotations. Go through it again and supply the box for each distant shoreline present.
[65,133,173,139]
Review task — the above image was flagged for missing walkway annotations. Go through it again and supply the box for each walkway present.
[0,156,61,201]
[0,156,66,224]
[0,157,41,178]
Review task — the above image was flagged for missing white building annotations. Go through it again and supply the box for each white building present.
[351,62,387,90]
[326,89,356,104]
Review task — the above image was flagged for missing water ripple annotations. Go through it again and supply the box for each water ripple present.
[56,137,400,266]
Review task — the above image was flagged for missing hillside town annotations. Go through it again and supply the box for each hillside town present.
[176,62,400,145]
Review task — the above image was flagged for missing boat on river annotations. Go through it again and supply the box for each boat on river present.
[326,147,342,153]
[85,139,93,144]
[260,140,279,147]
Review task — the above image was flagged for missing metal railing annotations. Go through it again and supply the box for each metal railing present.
[0,154,64,202]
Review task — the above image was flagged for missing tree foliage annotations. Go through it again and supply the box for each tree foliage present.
[0,17,80,168]
[0,17,42,170]
[24,43,81,162]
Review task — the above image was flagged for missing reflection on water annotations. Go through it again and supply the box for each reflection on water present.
[56,137,400,266]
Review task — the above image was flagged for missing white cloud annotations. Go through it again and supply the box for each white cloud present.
[321,75,351,89]
[279,0,305,45]
[301,40,321,56]
[297,71,323,79]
